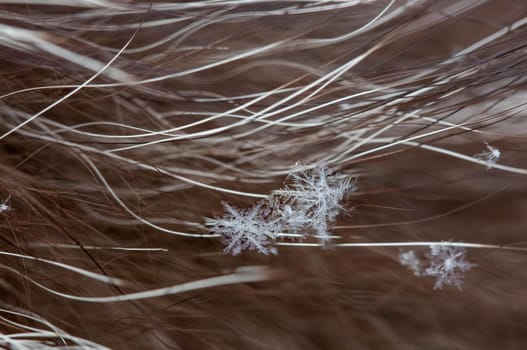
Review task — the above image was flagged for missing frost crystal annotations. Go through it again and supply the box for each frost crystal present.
[279,203,310,235]
[207,201,281,255]
[278,164,354,242]
[423,244,475,290]
[0,196,10,213]
[475,142,500,170]
[338,103,353,111]
[399,250,422,276]
[208,164,355,255]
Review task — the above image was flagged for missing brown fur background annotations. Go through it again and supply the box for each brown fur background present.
[1,1,527,349]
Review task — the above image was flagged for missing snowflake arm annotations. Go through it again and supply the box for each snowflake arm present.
[399,250,422,276]
[475,142,500,170]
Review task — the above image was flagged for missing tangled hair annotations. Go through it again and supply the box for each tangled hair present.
[1,0,527,348]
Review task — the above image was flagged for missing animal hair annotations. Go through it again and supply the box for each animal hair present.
[1,0,527,349]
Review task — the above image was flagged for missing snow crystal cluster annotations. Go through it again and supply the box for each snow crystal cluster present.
[399,243,475,290]
[212,201,281,256]
[207,164,356,255]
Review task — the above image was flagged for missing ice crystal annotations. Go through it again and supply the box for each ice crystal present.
[278,164,355,242]
[209,164,355,255]
[475,142,500,170]
[423,244,475,290]
[207,200,281,255]
[399,250,422,276]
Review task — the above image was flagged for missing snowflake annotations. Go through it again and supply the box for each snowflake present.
[399,250,422,276]
[0,196,11,213]
[474,142,500,170]
[277,164,355,242]
[207,164,356,255]
[207,200,281,255]
[423,244,475,291]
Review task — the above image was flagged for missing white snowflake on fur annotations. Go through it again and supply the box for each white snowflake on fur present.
[399,250,422,276]
[207,200,281,255]
[277,203,310,235]
[0,196,11,213]
[423,244,475,290]
[208,164,355,254]
[277,164,355,242]
[475,142,500,170]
